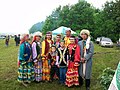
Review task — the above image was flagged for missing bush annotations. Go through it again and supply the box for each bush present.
[98,67,115,90]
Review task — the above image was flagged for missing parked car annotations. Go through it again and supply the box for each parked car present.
[116,38,120,47]
[95,37,101,44]
[99,37,113,47]
[95,37,105,44]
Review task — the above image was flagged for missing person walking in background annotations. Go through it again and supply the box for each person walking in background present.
[5,35,9,47]
[18,34,34,87]
[78,29,94,90]
[65,36,80,87]
[14,34,20,46]
[56,40,69,85]
[32,33,42,82]
[18,34,21,45]
[41,31,54,81]
[14,35,19,46]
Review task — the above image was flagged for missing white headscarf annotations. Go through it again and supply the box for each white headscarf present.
[80,29,91,49]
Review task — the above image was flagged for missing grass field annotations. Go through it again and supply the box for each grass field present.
[0,39,120,90]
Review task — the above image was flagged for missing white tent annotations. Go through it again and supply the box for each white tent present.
[52,26,76,35]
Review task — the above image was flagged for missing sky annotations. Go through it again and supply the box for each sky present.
[0,0,112,34]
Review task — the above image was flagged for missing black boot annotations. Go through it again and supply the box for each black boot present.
[79,76,83,86]
[85,79,90,90]
[86,87,90,90]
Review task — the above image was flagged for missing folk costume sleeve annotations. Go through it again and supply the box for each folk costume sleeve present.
[32,42,37,62]
[41,41,45,56]
[85,42,94,61]
[74,45,81,62]
[19,43,25,61]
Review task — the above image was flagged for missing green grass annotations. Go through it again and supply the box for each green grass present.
[0,39,120,90]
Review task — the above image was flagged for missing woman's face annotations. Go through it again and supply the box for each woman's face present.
[70,38,75,44]
[36,36,40,42]
[81,33,88,40]
[24,35,29,41]
[46,34,51,40]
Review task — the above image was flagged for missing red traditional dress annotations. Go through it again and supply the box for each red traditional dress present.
[65,43,80,87]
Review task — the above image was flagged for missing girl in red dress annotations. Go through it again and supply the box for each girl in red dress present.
[65,36,81,87]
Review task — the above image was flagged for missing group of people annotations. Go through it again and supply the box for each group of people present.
[17,29,94,90]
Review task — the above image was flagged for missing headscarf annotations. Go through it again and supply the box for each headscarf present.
[80,29,90,49]
[20,34,29,44]
[32,32,42,44]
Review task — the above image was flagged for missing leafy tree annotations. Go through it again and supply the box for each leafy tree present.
[38,0,120,42]
[94,0,120,41]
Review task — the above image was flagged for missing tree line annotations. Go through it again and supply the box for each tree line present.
[29,0,120,42]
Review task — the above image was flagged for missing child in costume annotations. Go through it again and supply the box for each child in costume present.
[54,34,61,48]
[49,45,59,82]
[56,40,69,84]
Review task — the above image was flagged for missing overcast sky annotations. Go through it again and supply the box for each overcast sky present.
[0,0,112,34]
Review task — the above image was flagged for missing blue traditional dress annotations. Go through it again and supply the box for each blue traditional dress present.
[18,42,34,82]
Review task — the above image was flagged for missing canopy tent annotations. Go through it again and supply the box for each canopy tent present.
[52,26,76,35]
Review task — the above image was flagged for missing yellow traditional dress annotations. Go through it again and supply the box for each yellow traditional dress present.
[42,39,53,81]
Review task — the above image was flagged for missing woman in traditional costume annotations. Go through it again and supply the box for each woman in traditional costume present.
[18,34,34,86]
[78,29,94,90]
[65,36,80,87]
[41,31,54,81]
[32,32,42,82]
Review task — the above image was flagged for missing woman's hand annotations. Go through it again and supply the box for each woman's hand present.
[57,65,59,68]
[81,58,85,63]
[74,62,79,66]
